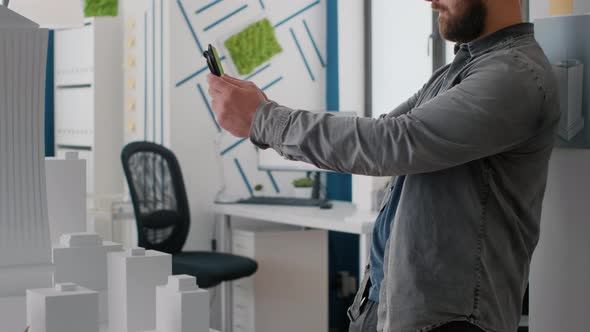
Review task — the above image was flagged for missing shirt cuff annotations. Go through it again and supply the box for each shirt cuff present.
[249,100,292,150]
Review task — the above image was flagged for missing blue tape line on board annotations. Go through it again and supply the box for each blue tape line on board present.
[290,28,315,81]
[261,76,284,91]
[204,4,248,32]
[267,171,280,193]
[197,83,221,132]
[177,0,204,53]
[274,0,320,28]
[176,56,226,87]
[234,158,254,195]
[196,0,223,14]
[220,138,247,156]
[244,63,271,81]
[303,19,326,67]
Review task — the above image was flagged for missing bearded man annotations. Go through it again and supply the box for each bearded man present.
[207,0,560,331]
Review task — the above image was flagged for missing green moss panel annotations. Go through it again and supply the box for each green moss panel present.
[224,19,283,75]
[85,0,118,17]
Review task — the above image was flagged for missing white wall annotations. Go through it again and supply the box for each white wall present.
[531,150,590,331]
[531,0,590,19]
[529,4,590,332]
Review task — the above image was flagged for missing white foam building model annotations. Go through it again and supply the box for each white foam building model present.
[52,233,123,324]
[0,6,53,332]
[27,282,99,332]
[45,153,87,245]
[141,275,209,332]
[554,59,585,141]
[109,247,172,332]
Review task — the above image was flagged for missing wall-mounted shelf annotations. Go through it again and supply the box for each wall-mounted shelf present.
[54,17,123,206]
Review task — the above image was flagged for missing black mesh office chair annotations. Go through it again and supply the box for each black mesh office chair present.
[121,141,257,288]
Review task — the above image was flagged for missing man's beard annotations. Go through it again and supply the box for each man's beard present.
[435,0,488,44]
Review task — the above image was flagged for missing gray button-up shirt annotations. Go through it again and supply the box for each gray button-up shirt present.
[250,23,560,332]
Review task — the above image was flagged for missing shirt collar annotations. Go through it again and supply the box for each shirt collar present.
[454,23,535,57]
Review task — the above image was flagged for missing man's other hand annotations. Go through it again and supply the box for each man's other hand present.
[207,74,267,138]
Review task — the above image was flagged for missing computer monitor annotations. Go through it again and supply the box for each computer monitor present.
[256,111,357,172]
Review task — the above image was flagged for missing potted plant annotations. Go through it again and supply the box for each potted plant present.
[292,177,314,199]
[253,184,265,196]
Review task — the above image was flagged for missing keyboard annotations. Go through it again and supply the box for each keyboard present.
[237,196,333,208]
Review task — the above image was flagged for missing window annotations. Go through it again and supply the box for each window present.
[368,1,446,118]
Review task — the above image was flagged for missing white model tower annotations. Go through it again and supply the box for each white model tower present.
[27,283,99,332]
[142,275,210,332]
[108,247,171,332]
[52,233,123,323]
[0,3,52,291]
[45,153,87,245]
[0,6,52,331]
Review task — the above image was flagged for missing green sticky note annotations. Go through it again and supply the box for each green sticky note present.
[224,19,283,76]
[85,0,118,17]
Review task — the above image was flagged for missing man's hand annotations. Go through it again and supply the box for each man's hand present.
[207,74,267,138]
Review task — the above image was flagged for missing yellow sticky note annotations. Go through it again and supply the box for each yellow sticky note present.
[127,120,137,132]
[127,78,136,90]
[550,0,573,15]
[127,55,136,67]
[127,36,136,48]
[127,18,136,30]
[127,98,136,112]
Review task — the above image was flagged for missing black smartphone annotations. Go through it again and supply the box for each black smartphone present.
[203,44,224,76]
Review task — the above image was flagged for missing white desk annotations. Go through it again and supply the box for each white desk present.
[213,201,377,332]
[100,324,219,332]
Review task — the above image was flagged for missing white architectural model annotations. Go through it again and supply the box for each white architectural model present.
[108,248,171,332]
[0,6,52,332]
[142,275,209,332]
[27,283,99,332]
[554,60,585,141]
[0,3,52,292]
[52,233,123,323]
[45,153,87,245]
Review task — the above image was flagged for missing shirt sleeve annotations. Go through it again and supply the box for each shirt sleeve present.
[249,56,553,176]
[378,89,422,119]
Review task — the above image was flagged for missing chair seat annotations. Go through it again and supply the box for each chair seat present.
[172,251,258,288]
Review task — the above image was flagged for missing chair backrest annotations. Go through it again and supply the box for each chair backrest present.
[121,141,190,253]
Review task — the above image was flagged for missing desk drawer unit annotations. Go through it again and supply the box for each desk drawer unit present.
[231,228,328,332]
